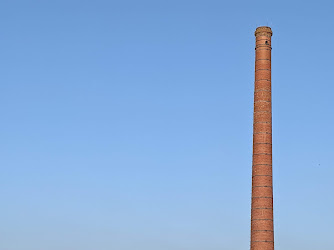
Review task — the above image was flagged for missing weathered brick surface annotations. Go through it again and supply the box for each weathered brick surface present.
[254,101,271,112]
[251,208,273,220]
[255,51,271,60]
[253,123,272,133]
[252,154,272,165]
[251,230,274,241]
[251,242,274,250]
[254,91,271,101]
[255,60,271,70]
[251,26,274,250]
[252,197,273,208]
[252,166,272,176]
[254,112,271,123]
[255,81,271,90]
[252,175,272,186]
[252,220,274,231]
[252,186,273,197]
[255,70,271,80]
[253,142,272,154]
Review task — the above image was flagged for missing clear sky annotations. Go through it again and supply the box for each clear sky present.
[1,0,334,249]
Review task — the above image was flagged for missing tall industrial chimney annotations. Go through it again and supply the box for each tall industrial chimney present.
[251,26,274,250]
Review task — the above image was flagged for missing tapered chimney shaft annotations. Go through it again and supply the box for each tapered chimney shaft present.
[251,26,274,250]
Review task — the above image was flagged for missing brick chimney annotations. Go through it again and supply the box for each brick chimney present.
[251,26,274,250]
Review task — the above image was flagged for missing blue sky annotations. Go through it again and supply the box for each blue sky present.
[1,0,334,249]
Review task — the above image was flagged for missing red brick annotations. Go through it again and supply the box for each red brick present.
[251,26,274,250]
[251,208,273,220]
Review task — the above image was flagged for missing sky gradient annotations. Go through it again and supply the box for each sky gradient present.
[1,1,334,249]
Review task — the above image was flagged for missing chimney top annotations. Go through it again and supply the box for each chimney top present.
[255,26,273,37]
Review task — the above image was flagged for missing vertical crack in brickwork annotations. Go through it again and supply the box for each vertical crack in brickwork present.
[251,26,274,250]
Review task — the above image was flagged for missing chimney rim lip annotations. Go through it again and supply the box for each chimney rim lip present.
[255,26,273,37]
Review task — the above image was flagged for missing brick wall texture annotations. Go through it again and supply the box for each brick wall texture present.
[251,26,274,250]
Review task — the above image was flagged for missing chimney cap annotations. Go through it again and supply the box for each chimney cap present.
[255,26,273,37]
